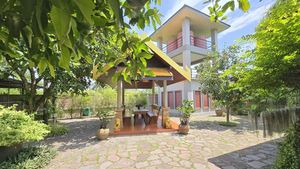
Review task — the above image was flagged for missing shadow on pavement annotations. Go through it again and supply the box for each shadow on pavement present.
[42,118,100,152]
[208,139,281,169]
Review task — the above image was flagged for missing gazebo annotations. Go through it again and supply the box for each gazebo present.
[94,37,191,134]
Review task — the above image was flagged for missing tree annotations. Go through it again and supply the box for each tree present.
[248,0,300,90]
[197,45,244,123]
[0,0,161,81]
[0,29,145,114]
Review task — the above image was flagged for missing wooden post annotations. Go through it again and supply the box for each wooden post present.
[117,80,122,109]
[122,81,125,106]
[152,80,156,106]
[162,80,168,127]
[116,80,123,129]
[163,80,167,108]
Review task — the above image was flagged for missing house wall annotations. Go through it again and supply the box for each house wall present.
[157,80,211,113]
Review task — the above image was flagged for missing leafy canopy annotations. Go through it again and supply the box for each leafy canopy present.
[197,45,243,108]
[235,0,300,93]
[251,0,300,90]
[0,0,161,81]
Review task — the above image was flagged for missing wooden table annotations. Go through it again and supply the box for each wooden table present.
[133,109,149,124]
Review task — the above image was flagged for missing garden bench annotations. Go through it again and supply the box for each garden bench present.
[146,105,161,125]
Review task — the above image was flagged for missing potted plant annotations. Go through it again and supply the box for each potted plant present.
[96,109,114,140]
[214,100,224,116]
[176,100,195,134]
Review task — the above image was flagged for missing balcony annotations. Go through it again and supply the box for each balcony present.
[162,35,211,54]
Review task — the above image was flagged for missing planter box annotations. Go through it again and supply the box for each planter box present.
[0,143,22,162]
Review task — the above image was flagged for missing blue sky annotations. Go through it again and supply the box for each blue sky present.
[135,0,276,50]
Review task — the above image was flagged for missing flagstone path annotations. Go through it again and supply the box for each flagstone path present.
[44,113,280,169]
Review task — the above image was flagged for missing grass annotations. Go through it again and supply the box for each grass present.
[48,123,69,137]
[218,121,238,127]
[0,146,56,169]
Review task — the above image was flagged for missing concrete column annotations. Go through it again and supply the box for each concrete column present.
[117,80,122,109]
[182,17,193,102]
[211,29,218,51]
[183,81,193,101]
[182,17,191,46]
[157,37,163,50]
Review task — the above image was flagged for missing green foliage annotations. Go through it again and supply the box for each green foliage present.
[124,90,149,109]
[275,121,300,169]
[177,100,195,125]
[133,92,148,107]
[197,45,245,113]
[96,109,115,129]
[0,0,162,114]
[0,106,49,147]
[56,87,149,118]
[247,0,300,90]
[204,0,250,21]
[0,0,161,79]
[0,146,56,169]
[47,123,69,137]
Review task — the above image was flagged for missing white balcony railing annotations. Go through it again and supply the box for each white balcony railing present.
[162,35,211,54]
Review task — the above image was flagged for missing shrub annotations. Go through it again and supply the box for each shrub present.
[0,146,56,169]
[274,121,300,169]
[47,124,69,137]
[0,106,49,147]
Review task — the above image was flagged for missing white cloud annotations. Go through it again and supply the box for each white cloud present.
[219,2,275,38]
[162,0,200,22]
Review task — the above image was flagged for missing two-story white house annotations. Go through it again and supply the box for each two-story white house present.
[150,5,230,112]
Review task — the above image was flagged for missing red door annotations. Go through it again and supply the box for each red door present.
[175,90,182,108]
[204,94,209,108]
[194,91,201,109]
[168,91,174,109]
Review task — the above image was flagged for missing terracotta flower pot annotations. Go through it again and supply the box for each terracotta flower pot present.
[96,129,110,140]
[178,124,190,134]
[215,109,224,116]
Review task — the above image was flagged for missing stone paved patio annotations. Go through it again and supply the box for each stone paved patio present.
[44,113,281,169]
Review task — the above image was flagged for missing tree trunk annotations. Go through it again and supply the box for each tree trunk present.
[226,106,230,123]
